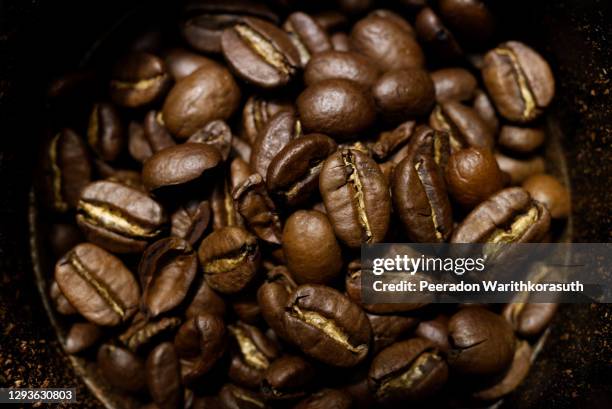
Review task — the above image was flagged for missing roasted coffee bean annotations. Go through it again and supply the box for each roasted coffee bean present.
[64,322,102,354]
[261,355,315,400]
[367,313,419,353]
[221,17,300,88]
[392,129,453,242]
[98,344,146,392]
[143,143,221,193]
[241,96,294,145]
[482,41,555,123]
[330,32,351,51]
[473,89,500,133]
[164,48,218,81]
[503,302,558,337]
[257,266,297,340]
[139,237,197,317]
[128,121,151,163]
[351,15,424,71]
[297,79,376,140]
[282,210,343,284]
[146,342,183,409]
[495,152,545,184]
[448,307,515,376]
[162,64,240,138]
[186,280,227,318]
[445,147,506,209]
[415,315,451,352]
[499,125,546,154]
[228,322,279,388]
[415,8,462,60]
[144,110,176,151]
[472,340,532,401]
[48,223,84,259]
[283,284,371,367]
[367,9,416,36]
[171,200,211,244]
[120,315,182,352]
[304,50,379,89]
[233,174,283,244]
[211,175,243,230]
[431,68,478,102]
[251,111,302,180]
[371,121,416,161]
[267,134,337,206]
[294,388,353,409]
[55,243,139,326]
[76,181,166,253]
[283,12,332,67]
[218,383,267,409]
[41,129,92,212]
[373,68,436,121]
[187,120,233,161]
[368,338,448,404]
[87,103,124,161]
[406,125,451,172]
[50,280,77,315]
[174,314,227,382]
[320,149,390,247]
[430,101,494,152]
[199,226,260,294]
[110,52,170,108]
[180,0,277,54]
[451,187,551,243]
[438,0,494,45]
[522,174,570,219]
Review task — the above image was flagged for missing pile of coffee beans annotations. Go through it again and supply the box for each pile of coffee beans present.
[40,1,571,408]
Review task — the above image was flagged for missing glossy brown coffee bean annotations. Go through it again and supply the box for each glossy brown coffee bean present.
[445,147,506,208]
[64,322,102,354]
[304,50,379,89]
[142,143,221,193]
[430,101,494,152]
[55,243,139,326]
[451,187,551,243]
[283,210,343,284]
[431,68,478,102]
[228,322,279,388]
[371,121,416,161]
[503,302,558,337]
[351,15,424,71]
[241,95,294,145]
[186,280,227,318]
[472,340,532,401]
[267,134,337,206]
[139,237,197,317]
[499,125,546,154]
[110,52,170,108]
[174,313,226,382]
[233,174,283,244]
[367,313,419,353]
[187,120,233,161]
[320,149,390,247]
[495,152,546,184]
[219,383,267,409]
[140,110,177,158]
[473,89,500,133]
[438,0,494,45]
[221,17,300,88]
[261,355,315,401]
[164,48,218,81]
[76,181,166,253]
[415,8,462,60]
[294,388,353,409]
[392,128,453,242]
[373,68,436,122]
[180,0,278,54]
[211,176,243,231]
[369,338,447,404]
[482,41,555,123]
[297,79,376,140]
[415,315,451,352]
[119,315,183,352]
[199,226,260,294]
[283,284,371,367]
[146,343,183,409]
[41,129,92,212]
[98,344,146,392]
[171,199,211,245]
[283,12,332,67]
[251,111,302,180]
[87,102,124,161]
[162,64,240,138]
[257,266,297,340]
[522,174,570,219]
[448,307,516,376]
[49,280,77,315]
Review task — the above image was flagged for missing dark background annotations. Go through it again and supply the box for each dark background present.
[1,0,611,408]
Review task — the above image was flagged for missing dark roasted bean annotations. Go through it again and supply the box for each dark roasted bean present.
[110,52,170,108]
[87,103,124,161]
[98,344,146,392]
[146,342,183,409]
[304,50,379,89]
[283,12,332,67]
